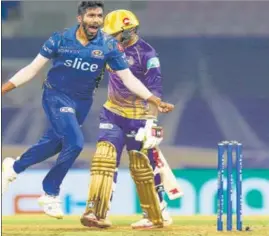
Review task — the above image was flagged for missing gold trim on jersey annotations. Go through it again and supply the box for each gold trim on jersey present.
[104,99,155,120]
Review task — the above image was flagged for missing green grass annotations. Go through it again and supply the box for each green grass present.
[2,215,269,236]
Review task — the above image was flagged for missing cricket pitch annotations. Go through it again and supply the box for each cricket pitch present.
[2,215,268,236]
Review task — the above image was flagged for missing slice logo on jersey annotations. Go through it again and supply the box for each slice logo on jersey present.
[123,17,130,25]
[117,43,124,52]
[91,50,104,59]
[146,57,160,70]
[64,58,99,72]
[60,107,75,113]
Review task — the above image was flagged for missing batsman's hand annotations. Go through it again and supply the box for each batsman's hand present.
[135,119,163,149]
[147,95,174,113]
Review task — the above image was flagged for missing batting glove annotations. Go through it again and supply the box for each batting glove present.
[135,119,163,149]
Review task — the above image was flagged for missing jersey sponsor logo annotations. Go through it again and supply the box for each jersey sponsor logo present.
[91,50,104,59]
[123,17,130,25]
[99,123,114,129]
[146,57,160,69]
[64,58,99,72]
[58,47,80,54]
[60,107,75,113]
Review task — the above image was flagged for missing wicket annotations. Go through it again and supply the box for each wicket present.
[217,141,243,231]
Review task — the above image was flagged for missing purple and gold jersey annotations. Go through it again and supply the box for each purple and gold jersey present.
[104,38,162,119]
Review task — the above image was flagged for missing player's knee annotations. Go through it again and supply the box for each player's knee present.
[94,141,116,160]
[72,137,84,153]
[128,150,154,178]
[71,142,84,154]
[65,134,84,154]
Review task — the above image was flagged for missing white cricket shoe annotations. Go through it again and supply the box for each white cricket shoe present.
[2,157,17,194]
[131,218,155,229]
[131,201,173,229]
[160,200,173,226]
[38,194,64,219]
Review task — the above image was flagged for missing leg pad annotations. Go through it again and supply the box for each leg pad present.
[129,150,163,226]
[86,141,117,219]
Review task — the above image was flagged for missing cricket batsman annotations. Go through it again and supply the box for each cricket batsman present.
[1,2,174,219]
[80,10,175,229]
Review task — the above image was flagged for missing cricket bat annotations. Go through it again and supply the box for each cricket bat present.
[154,147,184,200]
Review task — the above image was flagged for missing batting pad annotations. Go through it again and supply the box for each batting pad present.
[86,141,117,219]
[129,150,163,227]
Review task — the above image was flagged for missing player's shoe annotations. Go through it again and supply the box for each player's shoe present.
[80,212,112,228]
[2,157,17,194]
[160,200,173,226]
[131,201,172,229]
[38,194,64,219]
[131,218,155,229]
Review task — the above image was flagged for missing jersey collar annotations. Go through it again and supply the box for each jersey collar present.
[63,25,102,46]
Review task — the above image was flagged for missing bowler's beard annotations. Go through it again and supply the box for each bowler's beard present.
[82,22,97,40]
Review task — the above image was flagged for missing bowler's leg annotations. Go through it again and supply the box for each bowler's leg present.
[13,128,62,173]
[41,88,85,196]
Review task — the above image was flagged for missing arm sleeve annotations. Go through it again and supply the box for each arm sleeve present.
[39,32,60,59]
[106,39,129,71]
[143,50,163,98]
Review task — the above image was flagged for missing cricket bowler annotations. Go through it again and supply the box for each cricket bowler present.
[1,2,174,219]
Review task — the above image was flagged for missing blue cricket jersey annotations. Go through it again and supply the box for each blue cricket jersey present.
[40,25,128,99]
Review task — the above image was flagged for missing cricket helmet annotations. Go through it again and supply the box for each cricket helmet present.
[103,9,139,35]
